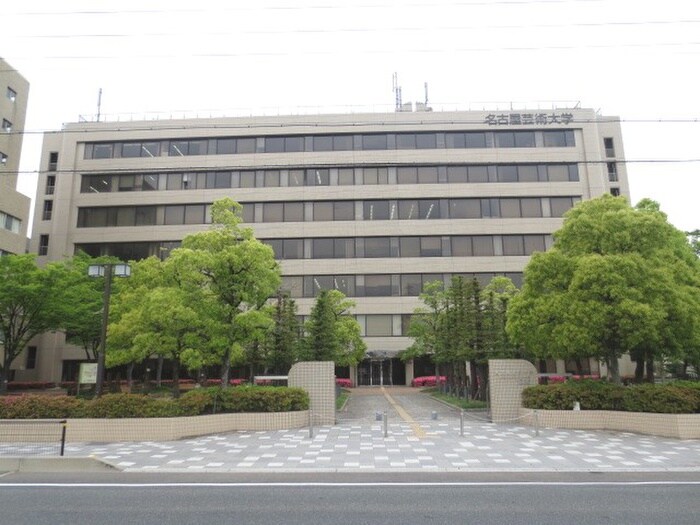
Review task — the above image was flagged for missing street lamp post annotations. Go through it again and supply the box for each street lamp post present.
[88,262,131,397]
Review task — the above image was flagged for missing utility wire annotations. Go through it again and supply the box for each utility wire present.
[4,118,700,137]
[12,158,700,176]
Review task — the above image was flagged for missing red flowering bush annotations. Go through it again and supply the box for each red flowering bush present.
[336,378,353,388]
[411,375,447,387]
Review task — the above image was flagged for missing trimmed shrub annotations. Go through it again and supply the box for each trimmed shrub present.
[411,376,447,387]
[336,378,353,388]
[0,394,85,419]
[1,386,309,419]
[622,384,700,414]
[523,381,700,413]
[83,394,182,418]
[179,386,309,414]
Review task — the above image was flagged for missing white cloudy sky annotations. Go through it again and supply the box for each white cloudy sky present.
[2,0,698,231]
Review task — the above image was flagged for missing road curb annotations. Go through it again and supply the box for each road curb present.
[0,456,122,473]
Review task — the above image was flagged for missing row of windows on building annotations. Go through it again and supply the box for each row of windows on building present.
[75,196,580,228]
[80,164,580,193]
[264,234,549,259]
[0,211,22,234]
[1,87,17,165]
[83,129,576,159]
[278,272,524,299]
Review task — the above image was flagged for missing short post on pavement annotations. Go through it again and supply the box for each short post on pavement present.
[59,420,67,456]
[460,409,465,437]
[88,262,131,397]
[308,409,314,438]
[383,410,388,438]
[534,409,540,437]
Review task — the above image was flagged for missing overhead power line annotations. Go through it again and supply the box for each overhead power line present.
[8,19,700,39]
[4,118,700,137]
[12,158,700,176]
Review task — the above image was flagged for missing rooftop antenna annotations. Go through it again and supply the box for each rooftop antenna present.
[424,82,429,107]
[392,72,402,112]
[96,88,103,122]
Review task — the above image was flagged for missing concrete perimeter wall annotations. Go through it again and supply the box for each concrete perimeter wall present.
[518,409,700,440]
[288,361,336,425]
[1,411,309,443]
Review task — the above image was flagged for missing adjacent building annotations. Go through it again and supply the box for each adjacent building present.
[0,58,30,256]
[27,106,629,384]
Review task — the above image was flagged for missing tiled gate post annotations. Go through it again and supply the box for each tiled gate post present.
[489,359,538,424]
[288,361,336,425]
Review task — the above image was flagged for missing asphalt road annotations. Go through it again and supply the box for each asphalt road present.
[1,472,698,525]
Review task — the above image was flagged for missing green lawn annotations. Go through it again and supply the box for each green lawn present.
[426,389,488,410]
[336,389,350,410]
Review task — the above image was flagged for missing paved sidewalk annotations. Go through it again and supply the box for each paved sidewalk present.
[55,388,700,473]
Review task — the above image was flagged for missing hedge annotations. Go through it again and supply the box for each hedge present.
[0,386,309,419]
[522,380,700,414]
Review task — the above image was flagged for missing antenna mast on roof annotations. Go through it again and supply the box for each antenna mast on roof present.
[392,72,402,112]
[96,88,103,122]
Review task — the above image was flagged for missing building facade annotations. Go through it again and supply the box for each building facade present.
[27,107,629,384]
[0,58,30,256]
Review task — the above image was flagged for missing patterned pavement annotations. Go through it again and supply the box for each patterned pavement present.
[51,388,700,472]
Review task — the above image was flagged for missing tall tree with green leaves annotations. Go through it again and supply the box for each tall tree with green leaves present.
[301,289,366,366]
[0,255,62,393]
[107,256,211,397]
[52,252,116,361]
[180,198,281,385]
[263,292,302,374]
[507,195,700,383]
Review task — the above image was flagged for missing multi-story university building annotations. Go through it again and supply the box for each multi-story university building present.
[0,58,30,257]
[24,106,629,385]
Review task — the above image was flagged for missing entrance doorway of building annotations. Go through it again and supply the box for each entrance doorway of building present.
[357,358,406,386]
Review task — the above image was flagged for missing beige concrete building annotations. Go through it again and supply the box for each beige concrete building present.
[0,58,30,256]
[27,107,629,384]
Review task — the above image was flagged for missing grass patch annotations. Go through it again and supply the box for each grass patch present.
[336,389,350,410]
[429,390,487,410]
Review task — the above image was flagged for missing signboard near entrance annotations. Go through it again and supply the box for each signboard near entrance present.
[79,363,98,384]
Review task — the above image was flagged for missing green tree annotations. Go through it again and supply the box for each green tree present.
[263,292,302,374]
[180,198,281,385]
[403,276,518,400]
[107,256,210,397]
[301,289,366,366]
[507,195,700,383]
[52,253,116,361]
[688,229,700,257]
[0,255,62,393]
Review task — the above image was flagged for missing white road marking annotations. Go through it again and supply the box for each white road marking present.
[1,481,699,488]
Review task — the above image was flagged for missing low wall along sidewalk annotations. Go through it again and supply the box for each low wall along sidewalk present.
[519,408,700,440]
[1,410,310,443]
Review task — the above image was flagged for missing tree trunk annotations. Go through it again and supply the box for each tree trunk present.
[156,355,164,387]
[475,362,489,402]
[0,364,7,395]
[574,358,584,375]
[469,361,478,399]
[171,359,180,399]
[634,357,645,383]
[645,357,655,383]
[126,362,134,393]
[607,355,621,384]
[220,350,231,387]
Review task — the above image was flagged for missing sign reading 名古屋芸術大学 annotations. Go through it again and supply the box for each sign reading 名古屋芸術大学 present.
[79,362,98,384]
[484,112,574,126]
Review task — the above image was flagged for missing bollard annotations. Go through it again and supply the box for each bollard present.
[60,420,67,457]
[309,409,314,438]
[383,410,388,438]
[375,411,383,421]
[460,410,464,437]
[431,411,438,420]
[533,409,540,437]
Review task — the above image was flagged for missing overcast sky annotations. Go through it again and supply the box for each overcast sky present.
[2,0,698,232]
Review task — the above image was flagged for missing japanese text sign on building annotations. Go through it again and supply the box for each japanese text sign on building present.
[483,112,574,126]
